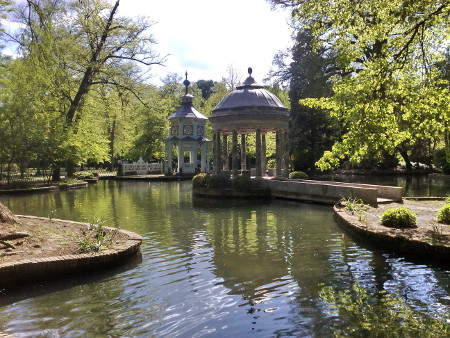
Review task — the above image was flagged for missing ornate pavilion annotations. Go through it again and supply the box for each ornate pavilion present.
[209,68,290,177]
[164,73,210,175]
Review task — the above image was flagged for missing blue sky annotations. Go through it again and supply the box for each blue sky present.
[119,0,292,85]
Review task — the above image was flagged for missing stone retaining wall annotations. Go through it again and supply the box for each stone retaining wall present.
[333,205,450,264]
[262,179,379,205]
[0,216,142,288]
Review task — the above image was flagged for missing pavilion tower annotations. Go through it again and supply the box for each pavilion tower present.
[164,72,210,175]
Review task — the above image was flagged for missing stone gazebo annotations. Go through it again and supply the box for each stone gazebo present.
[164,73,210,175]
[210,68,289,177]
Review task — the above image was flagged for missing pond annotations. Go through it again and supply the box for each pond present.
[0,180,449,336]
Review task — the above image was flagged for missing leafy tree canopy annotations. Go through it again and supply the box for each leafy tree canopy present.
[270,0,450,170]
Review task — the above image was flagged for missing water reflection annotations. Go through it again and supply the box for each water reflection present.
[0,181,448,336]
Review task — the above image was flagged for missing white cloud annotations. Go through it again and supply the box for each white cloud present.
[118,0,292,84]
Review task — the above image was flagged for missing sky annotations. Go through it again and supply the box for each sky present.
[118,0,293,85]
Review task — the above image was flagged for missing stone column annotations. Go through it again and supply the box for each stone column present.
[177,141,184,174]
[283,130,290,177]
[212,132,217,174]
[241,134,247,171]
[255,129,262,177]
[201,142,207,173]
[192,141,198,174]
[213,131,221,174]
[261,133,267,176]
[232,130,238,177]
[222,133,229,171]
[165,141,172,175]
[276,130,282,177]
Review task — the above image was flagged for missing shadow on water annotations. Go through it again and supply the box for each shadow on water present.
[192,195,273,209]
[0,254,143,308]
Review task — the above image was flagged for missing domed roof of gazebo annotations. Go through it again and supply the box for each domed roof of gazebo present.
[210,68,289,133]
[213,69,287,113]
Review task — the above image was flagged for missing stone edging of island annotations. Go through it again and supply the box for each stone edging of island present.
[0,216,142,288]
[333,205,450,264]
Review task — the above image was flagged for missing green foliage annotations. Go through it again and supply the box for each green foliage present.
[78,218,117,253]
[269,29,339,170]
[319,282,450,337]
[434,148,450,174]
[289,171,308,179]
[74,171,95,180]
[206,174,231,189]
[59,178,84,185]
[272,0,450,171]
[380,207,417,229]
[437,204,450,224]
[192,173,210,188]
[340,197,368,219]
[232,175,252,190]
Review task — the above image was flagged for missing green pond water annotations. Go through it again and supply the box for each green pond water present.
[0,180,448,336]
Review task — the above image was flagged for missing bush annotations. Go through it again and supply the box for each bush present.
[206,174,231,189]
[289,171,308,179]
[74,171,95,179]
[437,204,450,224]
[192,173,210,188]
[380,207,417,228]
[232,175,252,190]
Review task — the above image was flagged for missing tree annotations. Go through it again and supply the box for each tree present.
[4,0,165,176]
[269,29,340,170]
[223,64,242,90]
[196,79,215,99]
[270,0,450,171]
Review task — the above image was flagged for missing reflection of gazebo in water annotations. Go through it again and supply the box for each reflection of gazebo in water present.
[164,73,210,175]
[210,68,290,177]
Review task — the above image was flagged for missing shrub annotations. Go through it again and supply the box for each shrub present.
[340,197,368,215]
[289,171,308,179]
[232,175,252,190]
[380,207,417,228]
[192,173,210,188]
[206,174,231,189]
[437,204,450,224]
[74,171,95,179]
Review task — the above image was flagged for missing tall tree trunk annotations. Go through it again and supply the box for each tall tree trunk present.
[399,149,412,171]
[65,0,121,124]
[108,119,116,171]
[66,161,75,178]
[52,166,60,182]
[0,203,20,224]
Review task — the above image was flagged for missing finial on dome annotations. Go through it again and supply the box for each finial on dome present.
[183,71,190,95]
[248,67,253,76]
